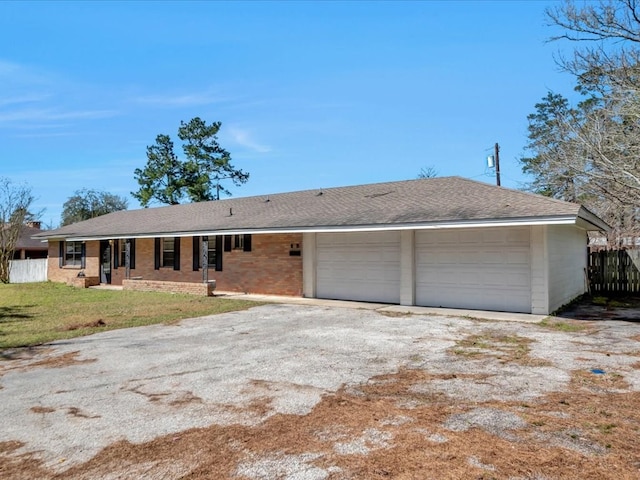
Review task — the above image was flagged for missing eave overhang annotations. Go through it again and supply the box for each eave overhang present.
[32,214,600,242]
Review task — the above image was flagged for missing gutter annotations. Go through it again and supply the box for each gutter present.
[33,215,585,242]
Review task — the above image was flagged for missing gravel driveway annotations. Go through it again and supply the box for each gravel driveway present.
[1,303,639,479]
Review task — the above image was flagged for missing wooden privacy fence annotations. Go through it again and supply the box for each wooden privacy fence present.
[589,249,640,294]
[9,258,48,283]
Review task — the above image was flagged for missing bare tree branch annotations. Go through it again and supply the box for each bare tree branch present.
[0,178,36,283]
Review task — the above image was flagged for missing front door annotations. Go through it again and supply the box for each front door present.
[100,240,112,284]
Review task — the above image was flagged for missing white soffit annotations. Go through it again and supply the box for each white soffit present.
[52,216,580,242]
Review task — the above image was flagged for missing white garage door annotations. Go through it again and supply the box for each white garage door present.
[316,231,400,304]
[415,227,531,313]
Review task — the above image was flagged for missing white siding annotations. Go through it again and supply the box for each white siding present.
[530,225,549,315]
[547,225,588,312]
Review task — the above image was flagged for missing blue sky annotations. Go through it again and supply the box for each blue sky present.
[1,1,577,227]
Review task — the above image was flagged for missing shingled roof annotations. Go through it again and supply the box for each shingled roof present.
[34,177,608,241]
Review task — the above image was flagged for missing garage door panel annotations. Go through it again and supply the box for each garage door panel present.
[316,232,400,304]
[416,227,531,313]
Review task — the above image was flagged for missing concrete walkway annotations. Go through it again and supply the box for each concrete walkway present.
[90,284,547,323]
[214,291,548,324]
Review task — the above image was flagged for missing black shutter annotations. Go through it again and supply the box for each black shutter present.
[173,237,181,271]
[243,234,252,252]
[224,235,232,252]
[80,243,86,269]
[59,241,64,267]
[129,239,136,269]
[113,239,119,269]
[192,236,200,271]
[154,237,161,270]
[215,235,223,271]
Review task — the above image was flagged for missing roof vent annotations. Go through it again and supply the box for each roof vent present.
[316,189,323,196]
[265,196,270,202]
[229,208,233,216]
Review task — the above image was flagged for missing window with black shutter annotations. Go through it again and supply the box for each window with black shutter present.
[128,239,136,269]
[60,241,83,267]
[193,236,200,271]
[232,234,252,251]
[215,235,223,271]
[173,237,180,271]
[113,239,120,269]
[154,238,161,270]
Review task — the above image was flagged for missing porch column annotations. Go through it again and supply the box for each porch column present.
[125,240,131,279]
[202,236,209,283]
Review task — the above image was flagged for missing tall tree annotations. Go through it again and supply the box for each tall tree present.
[0,178,36,283]
[61,189,128,226]
[179,117,249,201]
[132,118,249,207]
[132,135,185,206]
[521,0,640,244]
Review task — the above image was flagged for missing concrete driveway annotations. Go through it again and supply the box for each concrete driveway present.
[1,302,639,479]
[1,304,450,466]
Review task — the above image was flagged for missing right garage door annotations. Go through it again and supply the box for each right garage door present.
[415,227,531,313]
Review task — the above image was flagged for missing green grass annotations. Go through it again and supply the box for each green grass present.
[539,317,589,332]
[450,331,534,363]
[0,282,263,350]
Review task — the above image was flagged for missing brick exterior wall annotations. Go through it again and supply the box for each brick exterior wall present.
[48,234,303,296]
[47,241,100,284]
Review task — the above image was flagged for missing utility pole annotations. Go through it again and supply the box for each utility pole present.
[494,142,501,186]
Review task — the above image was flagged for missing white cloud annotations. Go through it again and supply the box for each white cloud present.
[227,126,272,154]
[0,93,51,108]
[0,60,19,74]
[134,90,230,107]
[0,58,121,131]
[0,107,118,124]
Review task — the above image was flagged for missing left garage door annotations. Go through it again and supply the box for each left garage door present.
[316,231,401,303]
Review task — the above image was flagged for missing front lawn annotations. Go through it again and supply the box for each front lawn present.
[0,282,261,350]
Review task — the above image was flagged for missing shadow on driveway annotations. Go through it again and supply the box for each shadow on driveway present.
[556,294,640,323]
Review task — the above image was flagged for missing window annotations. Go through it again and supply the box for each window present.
[116,239,136,269]
[65,241,83,266]
[193,236,222,271]
[225,234,252,252]
[207,241,216,268]
[162,238,175,267]
[155,237,179,270]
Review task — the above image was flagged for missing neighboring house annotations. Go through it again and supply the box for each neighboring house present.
[33,177,609,314]
[12,222,49,259]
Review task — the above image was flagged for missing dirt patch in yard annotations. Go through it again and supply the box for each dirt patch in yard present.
[2,367,639,480]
